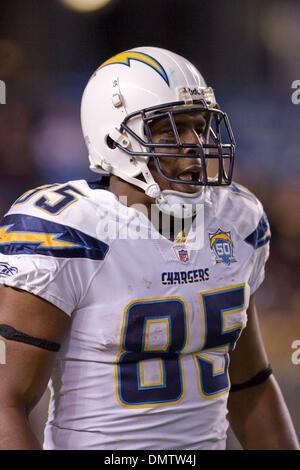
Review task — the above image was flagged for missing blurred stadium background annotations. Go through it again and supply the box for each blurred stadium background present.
[0,0,299,450]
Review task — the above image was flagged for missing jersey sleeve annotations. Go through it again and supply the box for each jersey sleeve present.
[245,211,271,294]
[0,211,109,316]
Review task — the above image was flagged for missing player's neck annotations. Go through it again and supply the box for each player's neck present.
[109,175,153,217]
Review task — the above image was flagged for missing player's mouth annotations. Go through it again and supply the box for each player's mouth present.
[176,165,202,183]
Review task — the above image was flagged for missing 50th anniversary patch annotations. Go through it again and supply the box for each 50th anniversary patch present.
[209,229,236,266]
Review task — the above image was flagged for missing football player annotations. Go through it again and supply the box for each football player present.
[0,47,298,450]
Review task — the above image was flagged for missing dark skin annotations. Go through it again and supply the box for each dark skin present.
[110,115,205,208]
[110,113,207,207]
[0,114,298,449]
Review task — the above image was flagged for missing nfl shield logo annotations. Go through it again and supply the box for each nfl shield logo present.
[178,249,189,263]
[173,244,190,263]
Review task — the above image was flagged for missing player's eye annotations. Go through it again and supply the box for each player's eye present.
[160,128,175,138]
[194,125,206,136]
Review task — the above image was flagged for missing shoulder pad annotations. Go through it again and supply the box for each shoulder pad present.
[5,180,103,230]
[0,180,110,260]
[212,183,270,245]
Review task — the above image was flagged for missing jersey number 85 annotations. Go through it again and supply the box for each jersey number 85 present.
[115,284,245,407]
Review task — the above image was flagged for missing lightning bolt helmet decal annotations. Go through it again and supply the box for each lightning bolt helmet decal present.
[95,51,169,86]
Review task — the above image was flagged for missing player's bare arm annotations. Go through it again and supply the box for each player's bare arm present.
[0,286,69,450]
[228,294,299,450]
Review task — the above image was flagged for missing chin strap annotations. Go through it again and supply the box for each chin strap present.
[90,144,209,218]
[111,166,207,219]
[91,145,162,199]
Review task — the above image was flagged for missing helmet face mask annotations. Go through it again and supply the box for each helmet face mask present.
[81,47,236,215]
[118,100,235,187]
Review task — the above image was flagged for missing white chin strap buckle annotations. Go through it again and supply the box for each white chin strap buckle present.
[145,183,160,199]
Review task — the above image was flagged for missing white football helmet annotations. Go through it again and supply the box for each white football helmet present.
[81,46,235,218]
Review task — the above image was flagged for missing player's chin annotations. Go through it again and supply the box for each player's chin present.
[170,181,202,194]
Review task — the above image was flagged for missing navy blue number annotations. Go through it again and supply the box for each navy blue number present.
[34,184,86,215]
[194,285,245,398]
[12,184,58,206]
[116,298,188,407]
[117,287,245,406]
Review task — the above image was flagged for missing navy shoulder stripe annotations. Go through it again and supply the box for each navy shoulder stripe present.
[0,214,109,260]
[227,183,258,205]
[244,212,271,249]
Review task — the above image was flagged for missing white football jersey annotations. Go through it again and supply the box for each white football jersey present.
[0,179,271,450]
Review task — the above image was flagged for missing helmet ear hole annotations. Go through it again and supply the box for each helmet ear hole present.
[106,135,117,149]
